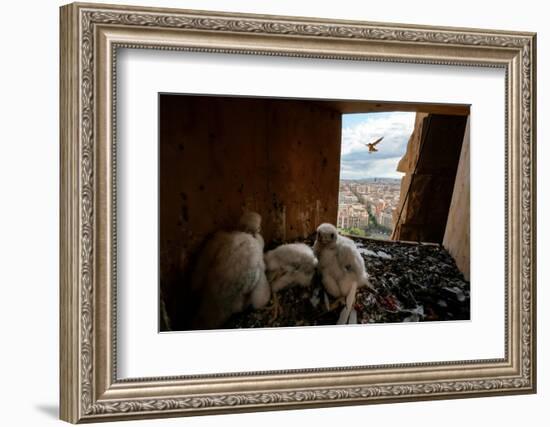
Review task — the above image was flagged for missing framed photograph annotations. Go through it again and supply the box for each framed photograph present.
[60,2,537,423]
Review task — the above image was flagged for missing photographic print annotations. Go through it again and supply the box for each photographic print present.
[159,94,471,332]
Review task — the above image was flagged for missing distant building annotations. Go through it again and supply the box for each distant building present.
[338,179,402,236]
[379,210,394,229]
[337,203,369,229]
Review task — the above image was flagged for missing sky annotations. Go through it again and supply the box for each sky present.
[340,112,416,180]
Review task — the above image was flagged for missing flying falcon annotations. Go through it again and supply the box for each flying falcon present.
[364,136,384,153]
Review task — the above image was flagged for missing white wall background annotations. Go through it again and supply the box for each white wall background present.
[0,0,545,425]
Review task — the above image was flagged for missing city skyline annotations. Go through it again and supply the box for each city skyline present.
[337,179,402,240]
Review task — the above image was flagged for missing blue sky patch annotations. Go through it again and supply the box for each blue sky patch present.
[340,112,415,179]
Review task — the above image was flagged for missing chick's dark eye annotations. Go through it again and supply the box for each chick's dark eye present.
[331,233,335,238]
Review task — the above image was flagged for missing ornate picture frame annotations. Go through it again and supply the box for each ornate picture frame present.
[60,2,536,423]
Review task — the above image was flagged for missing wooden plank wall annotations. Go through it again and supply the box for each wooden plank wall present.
[392,113,468,244]
[159,95,341,328]
[443,118,470,280]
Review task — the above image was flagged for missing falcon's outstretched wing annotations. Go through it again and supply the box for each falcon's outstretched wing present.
[370,136,384,146]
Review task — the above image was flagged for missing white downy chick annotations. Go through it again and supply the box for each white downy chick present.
[313,223,371,324]
[264,243,318,292]
[190,212,270,329]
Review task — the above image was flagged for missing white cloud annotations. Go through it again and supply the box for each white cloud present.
[340,157,406,179]
[340,112,415,179]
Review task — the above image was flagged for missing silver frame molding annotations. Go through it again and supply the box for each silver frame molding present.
[60,2,537,423]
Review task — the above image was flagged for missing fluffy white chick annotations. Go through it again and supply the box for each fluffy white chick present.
[265,243,318,292]
[313,223,371,324]
[264,243,318,319]
[191,212,270,329]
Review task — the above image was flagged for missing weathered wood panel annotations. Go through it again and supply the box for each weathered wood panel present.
[443,118,470,280]
[159,95,341,328]
[393,113,468,244]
